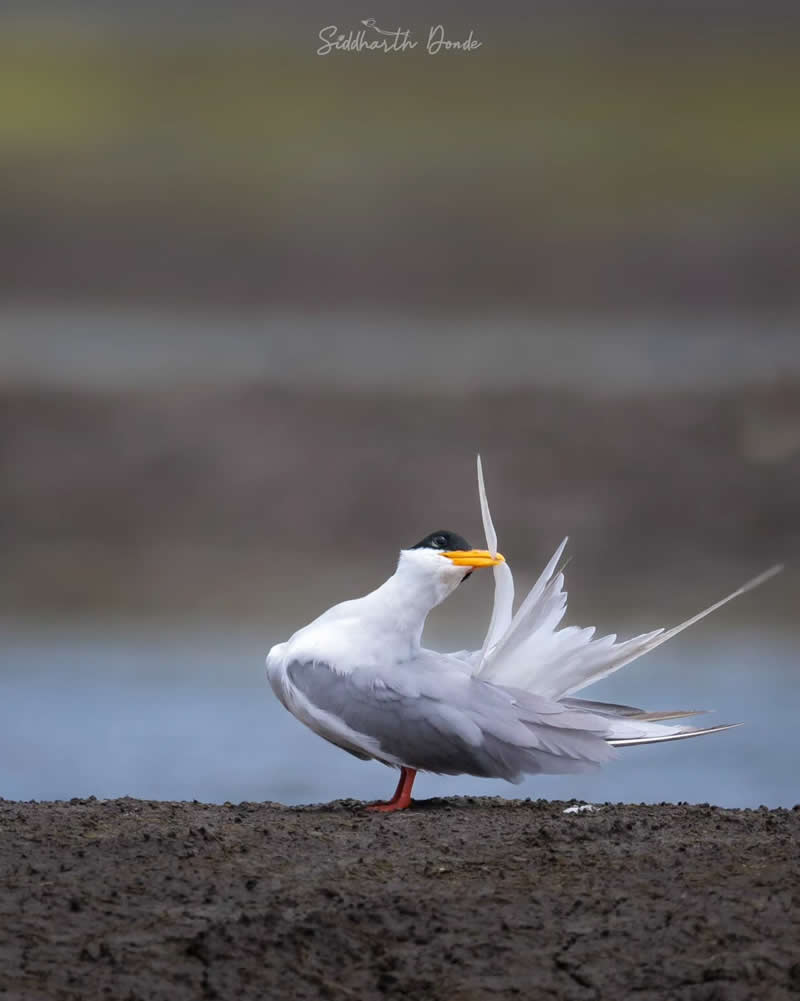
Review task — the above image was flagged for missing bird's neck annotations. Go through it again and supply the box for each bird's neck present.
[284,556,458,673]
[362,559,451,647]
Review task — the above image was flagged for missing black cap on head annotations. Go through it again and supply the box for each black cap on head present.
[410,530,472,552]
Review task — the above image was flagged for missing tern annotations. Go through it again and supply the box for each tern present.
[266,460,780,812]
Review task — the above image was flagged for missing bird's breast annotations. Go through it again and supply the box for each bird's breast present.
[280,619,418,674]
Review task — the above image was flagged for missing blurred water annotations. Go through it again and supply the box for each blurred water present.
[1,620,797,808]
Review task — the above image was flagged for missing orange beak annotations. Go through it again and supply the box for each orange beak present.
[443,549,505,568]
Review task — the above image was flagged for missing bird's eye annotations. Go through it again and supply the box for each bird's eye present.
[432,534,448,549]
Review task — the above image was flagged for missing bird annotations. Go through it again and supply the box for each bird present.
[266,459,780,812]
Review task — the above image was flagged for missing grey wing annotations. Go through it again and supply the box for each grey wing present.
[286,658,616,781]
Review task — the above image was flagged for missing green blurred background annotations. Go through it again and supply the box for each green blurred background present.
[2,7,800,313]
[1,3,798,805]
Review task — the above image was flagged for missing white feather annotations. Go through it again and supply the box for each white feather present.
[473,455,515,672]
[478,541,782,700]
[477,455,498,558]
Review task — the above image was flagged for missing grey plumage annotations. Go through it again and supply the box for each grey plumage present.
[285,657,616,781]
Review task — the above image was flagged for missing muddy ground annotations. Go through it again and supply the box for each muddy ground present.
[1,797,798,1000]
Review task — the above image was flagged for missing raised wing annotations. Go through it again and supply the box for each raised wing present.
[468,457,781,702]
[478,543,781,700]
[456,456,515,672]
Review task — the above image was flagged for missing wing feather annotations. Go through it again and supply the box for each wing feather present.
[474,455,515,671]
[285,657,617,779]
[478,548,781,700]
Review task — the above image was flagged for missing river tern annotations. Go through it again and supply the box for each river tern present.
[266,459,780,812]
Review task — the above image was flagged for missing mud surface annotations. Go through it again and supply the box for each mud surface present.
[1,797,798,1000]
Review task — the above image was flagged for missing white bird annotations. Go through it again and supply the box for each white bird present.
[266,459,780,812]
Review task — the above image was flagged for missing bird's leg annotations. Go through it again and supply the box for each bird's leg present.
[366,767,417,813]
[368,768,410,808]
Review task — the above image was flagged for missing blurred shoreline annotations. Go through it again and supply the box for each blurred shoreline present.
[2,305,800,393]
[3,313,798,624]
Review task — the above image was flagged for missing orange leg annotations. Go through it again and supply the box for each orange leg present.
[366,767,417,813]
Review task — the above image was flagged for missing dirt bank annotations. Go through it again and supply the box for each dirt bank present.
[1,796,798,1000]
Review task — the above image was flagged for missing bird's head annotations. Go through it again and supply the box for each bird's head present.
[396,530,505,605]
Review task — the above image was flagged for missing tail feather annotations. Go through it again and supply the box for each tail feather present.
[561,696,708,723]
[608,721,743,747]
[628,710,709,723]
[582,565,783,698]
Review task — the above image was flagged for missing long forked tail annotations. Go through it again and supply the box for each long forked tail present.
[560,696,742,747]
[608,721,742,747]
